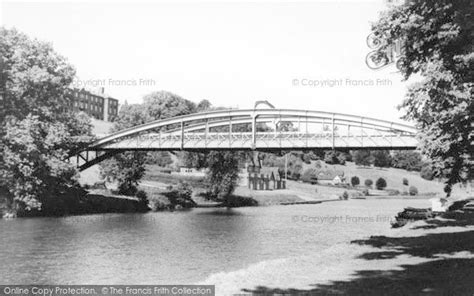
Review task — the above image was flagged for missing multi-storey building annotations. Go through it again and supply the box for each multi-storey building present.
[66,87,119,121]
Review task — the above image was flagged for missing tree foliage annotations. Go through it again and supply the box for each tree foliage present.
[351,176,360,187]
[371,150,392,168]
[353,150,373,167]
[391,151,422,171]
[372,1,473,196]
[101,91,199,194]
[0,28,93,215]
[206,151,241,201]
[365,179,373,188]
[375,177,387,190]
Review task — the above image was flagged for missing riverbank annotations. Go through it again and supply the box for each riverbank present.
[1,190,149,218]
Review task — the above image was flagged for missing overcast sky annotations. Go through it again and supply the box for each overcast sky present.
[1,0,413,123]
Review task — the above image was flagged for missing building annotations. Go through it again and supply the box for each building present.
[313,170,346,185]
[66,87,119,122]
[178,167,206,177]
[247,165,286,190]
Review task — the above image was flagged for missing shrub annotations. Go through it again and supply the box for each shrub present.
[420,164,435,180]
[176,181,193,200]
[409,186,418,196]
[324,150,339,164]
[362,188,370,196]
[302,154,312,164]
[402,178,409,186]
[118,183,138,196]
[364,179,373,188]
[340,191,349,200]
[350,176,360,187]
[168,181,195,208]
[136,190,148,202]
[223,195,258,207]
[375,178,387,190]
[337,153,346,165]
[148,195,170,211]
[372,150,392,168]
[353,150,372,166]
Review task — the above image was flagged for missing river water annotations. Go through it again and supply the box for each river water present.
[0,199,429,293]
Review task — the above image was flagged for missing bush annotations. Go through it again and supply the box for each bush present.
[118,183,138,196]
[362,188,370,196]
[223,195,258,207]
[168,181,195,208]
[402,178,409,186]
[375,177,387,190]
[340,191,349,200]
[176,181,193,200]
[302,153,312,164]
[409,186,418,196]
[350,176,360,187]
[337,154,346,165]
[353,150,372,166]
[364,179,373,188]
[136,190,148,202]
[324,150,339,164]
[420,164,435,180]
[148,195,170,211]
[372,150,392,168]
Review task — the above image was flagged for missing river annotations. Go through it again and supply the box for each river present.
[0,199,430,293]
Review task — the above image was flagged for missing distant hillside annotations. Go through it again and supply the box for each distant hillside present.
[302,161,465,196]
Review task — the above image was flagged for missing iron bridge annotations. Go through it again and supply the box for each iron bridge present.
[75,108,418,171]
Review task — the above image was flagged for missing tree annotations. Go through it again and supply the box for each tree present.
[143,91,196,120]
[324,150,339,164]
[409,186,419,196]
[206,151,241,201]
[420,162,435,181]
[402,178,409,186]
[353,150,372,166]
[101,92,199,194]
[0,28,92,215]
[351,176,360,187]
[336,152,349,165]
[365,179,373,188]
[391,151,422,171]
[196,99,212,112]
[372,150,392,168]
[100,104,149,195]
[375,177,387,190]
[372,1,473,196]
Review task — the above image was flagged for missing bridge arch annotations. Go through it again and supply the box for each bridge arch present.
[74,108,418,171]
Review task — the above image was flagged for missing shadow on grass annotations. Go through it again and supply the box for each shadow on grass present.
[243,227,474,295]
[412,211,474,230]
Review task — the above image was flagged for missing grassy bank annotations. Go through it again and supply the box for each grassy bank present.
[243,210,474,295]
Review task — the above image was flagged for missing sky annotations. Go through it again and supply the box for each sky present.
[1,0,413,123]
